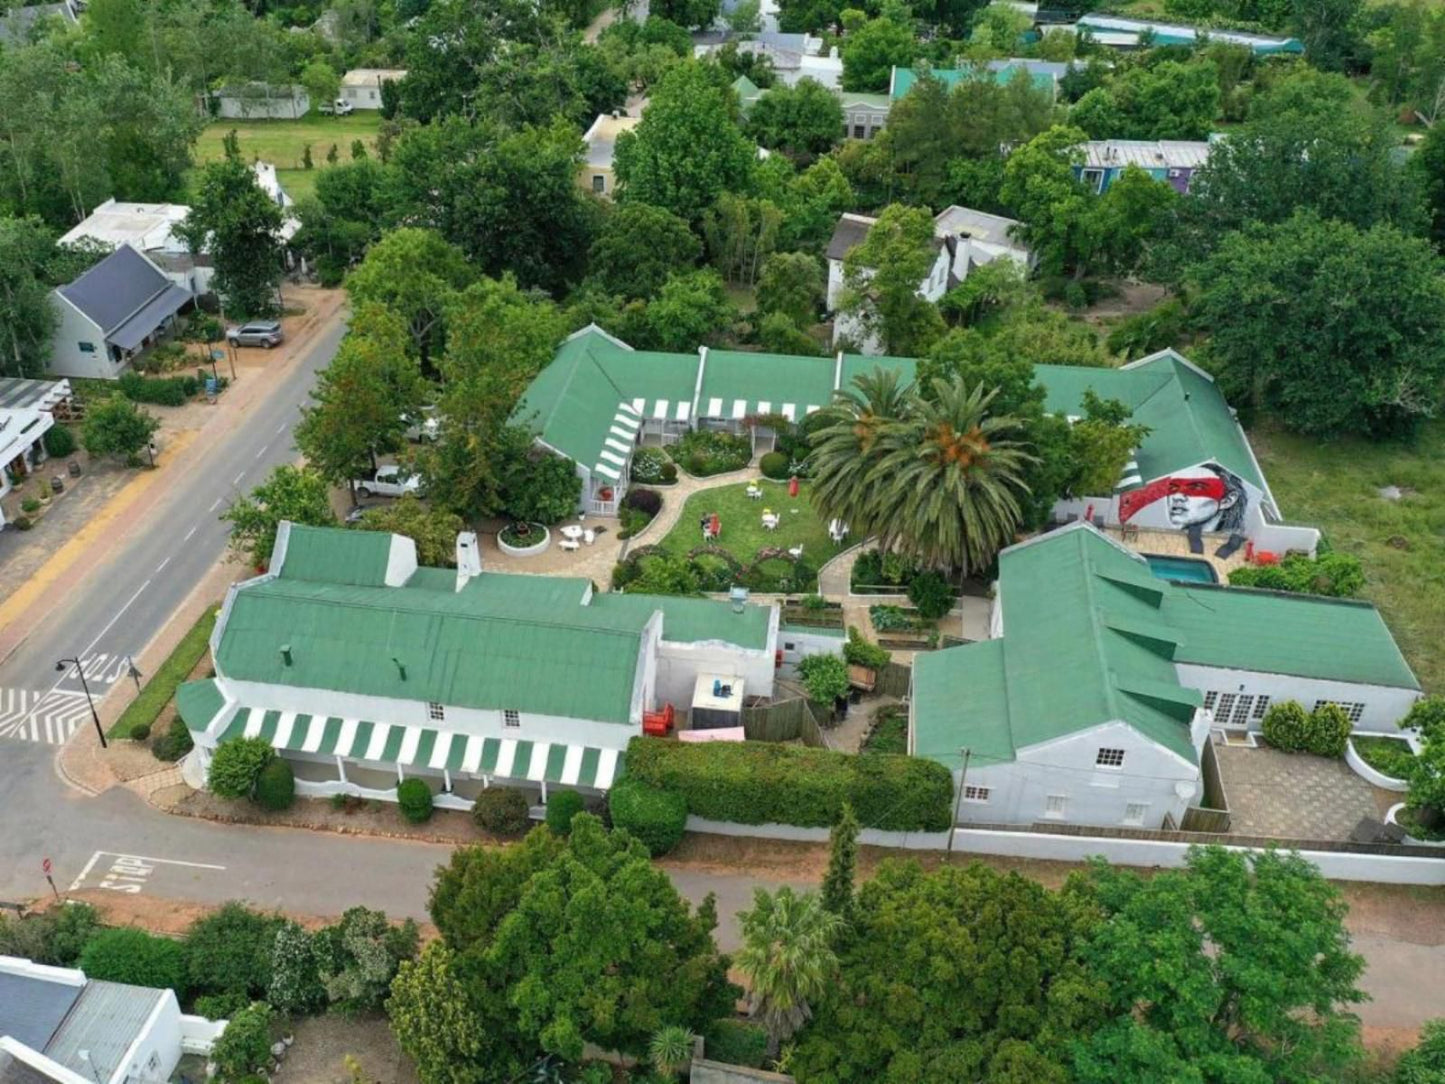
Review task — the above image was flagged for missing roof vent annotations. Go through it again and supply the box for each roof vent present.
[280,644,292,667]
[729,586,749,613]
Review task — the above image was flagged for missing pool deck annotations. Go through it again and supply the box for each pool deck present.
[1100,525,1251,582]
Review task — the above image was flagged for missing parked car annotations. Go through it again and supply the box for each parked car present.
[226,321,284,348]
[318,98,354,115]
[354,465,422,499]
[403,407,439,443]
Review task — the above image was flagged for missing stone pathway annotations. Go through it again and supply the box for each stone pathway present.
[619,462,764,556]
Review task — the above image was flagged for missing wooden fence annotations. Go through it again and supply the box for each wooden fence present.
[874,662,912,699]
[742,698,827,747]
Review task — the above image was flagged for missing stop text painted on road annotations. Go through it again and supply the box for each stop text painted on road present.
[68,851,226,894]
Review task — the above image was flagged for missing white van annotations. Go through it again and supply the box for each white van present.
[318,98,354,115]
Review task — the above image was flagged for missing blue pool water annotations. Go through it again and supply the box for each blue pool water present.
[1144,554,1219,584]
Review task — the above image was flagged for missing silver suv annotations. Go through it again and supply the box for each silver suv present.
[226,321,284,348]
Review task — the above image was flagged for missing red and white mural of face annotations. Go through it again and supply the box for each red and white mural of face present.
[1119,464,1246,532]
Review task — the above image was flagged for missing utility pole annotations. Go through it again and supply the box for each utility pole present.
[944,746,971,861]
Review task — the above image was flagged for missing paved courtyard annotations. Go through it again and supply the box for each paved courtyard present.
[1214,743,1386,840]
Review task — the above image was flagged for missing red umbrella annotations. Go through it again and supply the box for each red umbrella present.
[788,475,799,498]
[709,512,721,539]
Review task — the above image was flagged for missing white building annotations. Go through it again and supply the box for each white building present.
[339,68,405,110]
[211,83,309,120]
[0,376,70,525]
[49,246,192,380]
[580,113,639,198]
[179,523,794,808]
[57,199,214,295]
[826,206,1034,352]
[910,524,1420,829]
[0,955,223,1084]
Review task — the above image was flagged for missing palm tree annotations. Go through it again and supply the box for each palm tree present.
[869,375,1034,575]
[808,367,911,534]
[648,1025,697,1079]
[735,887,843,1059]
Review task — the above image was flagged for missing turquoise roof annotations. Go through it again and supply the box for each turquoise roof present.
[178,678,225,734]
[889,63,1055,102]
[278,528,394,587]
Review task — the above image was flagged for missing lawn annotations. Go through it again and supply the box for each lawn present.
[110,606,217,738]
[1252,420,1445,693]
[191,114,383,204]
[655,479,836,567]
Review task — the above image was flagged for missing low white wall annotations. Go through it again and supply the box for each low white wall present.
[178,1015,227,1055]
[686,815,950,850]
[1345,739,1410,793]
[1253,521,1320,557]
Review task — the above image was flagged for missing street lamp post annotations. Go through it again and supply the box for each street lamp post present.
[55,657,107,749]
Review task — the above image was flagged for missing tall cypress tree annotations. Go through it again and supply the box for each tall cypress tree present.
[820,802,859,922]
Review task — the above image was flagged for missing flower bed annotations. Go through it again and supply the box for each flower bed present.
[497,522,550,557]
[629,446,678,486]
[1346,735,1415,792]
[1386,802,1445,844]
[668,430,752,477]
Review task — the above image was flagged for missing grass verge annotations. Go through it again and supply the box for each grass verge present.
[1252,419,1445,693]
[110,607,218,739]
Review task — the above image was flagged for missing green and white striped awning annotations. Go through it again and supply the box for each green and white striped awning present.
[217,709,624,789]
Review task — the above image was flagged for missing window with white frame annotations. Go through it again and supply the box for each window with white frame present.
[1203,691,1219,711]
[1214,693,1237,722]
[1252,695,1272,719]
[1095,747,1125,769]
[1314,700,1366,723]
[503,709,521,728]
[427,701,445,721]
[963,785,990,803]
[1045,794,1067,817]
[1229,695,1255,726]
[1123,802,1149,826]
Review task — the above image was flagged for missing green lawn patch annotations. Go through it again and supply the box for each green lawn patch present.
[1252,420,1445,693]
[656,479,835,568]
[188,115,382,204]
[110,607,218,739]
[862,705,908,755]
[1351,734,1416,781]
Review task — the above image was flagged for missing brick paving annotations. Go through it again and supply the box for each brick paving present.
[1213,743,1381,841]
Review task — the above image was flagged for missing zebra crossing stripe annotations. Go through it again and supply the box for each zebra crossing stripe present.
[0,687,93,746]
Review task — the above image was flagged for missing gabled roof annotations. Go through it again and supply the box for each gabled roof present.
[56,245,184,338]
[1074,13,1303,52]
[888,61,1059,101]
[1081,139,1212,171]
[699,350,836,422]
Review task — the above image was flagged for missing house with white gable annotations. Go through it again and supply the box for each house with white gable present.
[179,523,794,808]
[825,205,1035,352]
[910,524,1420,829]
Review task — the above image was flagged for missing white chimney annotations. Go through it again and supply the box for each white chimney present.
[456,531,481,592]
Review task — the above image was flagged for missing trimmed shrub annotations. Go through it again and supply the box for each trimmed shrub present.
[0,903,100,966]
[630,446,672,484]
[623,736,954,831]
[193,992,250,1019]
[130,722,151,741]
[798,652,849,704]
[13,515,31,531]
[118,370,198,407]
[759,450,790,479]
[843,627,891,671]
[20,497,40,514]
[544,790,586,835]
[186,903,283,1000]
[152,716,195,762]
[661,460,678,482]
[211,1003,273,1081]
[253,758,295,811]
[623,487,663,516]
[608,778,688,856]
[1261,700,1311,752]
[472,786,531,835]
[79,927,187,993]
[43,424,75,458]
[1307,703,1353,758]
[397,778,434,824]
[208,736,275,799]
[907,571,954,621]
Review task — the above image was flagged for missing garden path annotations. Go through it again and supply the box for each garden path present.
[619,462,763,556]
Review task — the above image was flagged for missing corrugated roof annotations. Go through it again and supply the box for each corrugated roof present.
[912,640,1014,767]
[44,981,165,1084]
[56,246,174,334]
[0,974,81,1053]
[699,351,837,421]
[825,214,876,261]
[1075,13,1303,51]
[839,353,917,392]
[177,679,225,734]
[889,62,1057,101]
[1166,585,1419,690]
[107,283,191,351]
[594,592,772,649]
[0,377,67,411]
[1081,139,1212,170]
[279,527,395,586]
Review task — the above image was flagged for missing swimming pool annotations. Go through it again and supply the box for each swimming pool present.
[1144,554,1219,584]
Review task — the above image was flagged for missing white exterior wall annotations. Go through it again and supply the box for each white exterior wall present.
[1175,662,1419,732]
[112,990,182,1084]
[215,91,310,119]
[654,639,777,708]
[777,629,845,673]
[955,720,1203,829]
[48,293,120,379]
[828,247,950,354]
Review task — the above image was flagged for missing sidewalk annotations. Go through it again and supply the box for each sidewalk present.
[0,287,345,668]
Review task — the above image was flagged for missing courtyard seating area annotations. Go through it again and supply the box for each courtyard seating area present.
[1213,743,1394,841]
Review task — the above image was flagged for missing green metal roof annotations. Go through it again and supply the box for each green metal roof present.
[1165,585,1420,691]
[1036,351,1264,491]
[780,622,846,638]
[595,591,773,649]
[177,678,225,734]
[912,640,1014,767]
[840,354,917,393]
[889,64,1054,101]
[699,350,837,421]
[214,708,625,787]
[278,528,394,586]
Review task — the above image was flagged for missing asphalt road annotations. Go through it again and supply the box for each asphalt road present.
[0,315,346,716]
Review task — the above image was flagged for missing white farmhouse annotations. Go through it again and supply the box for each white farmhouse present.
[49,246,192,379]
[179,524,791,808]
[57,198,214,295]
[826,206,1034,353]
[340,68,405,110]
[0,955,224,1084]
[910,524,1420,829]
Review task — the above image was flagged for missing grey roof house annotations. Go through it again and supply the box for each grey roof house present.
[0,955,223,1084]
[49,244,192,380]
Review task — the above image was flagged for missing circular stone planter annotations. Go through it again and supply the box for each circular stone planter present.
[1345,738,1411,793]
[498,523,550,557]
[1386,802,1445,847]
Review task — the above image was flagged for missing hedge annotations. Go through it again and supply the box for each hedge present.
[119,370,199,407]
[544,790,585,835]
[111,606,217,738]
[397,778,434,823]
[472,787,531,834]
[622,736,954,831]
[254,758,295,811]
[608,779,687,855]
